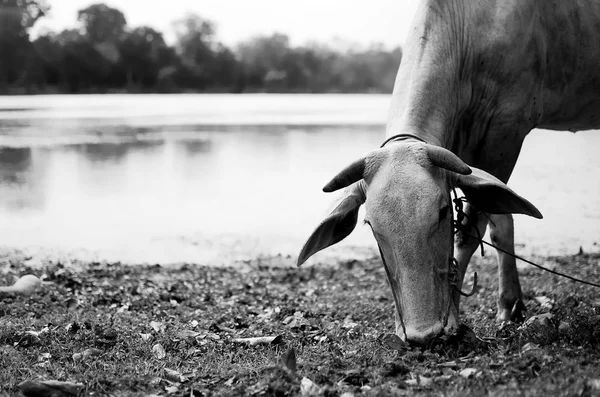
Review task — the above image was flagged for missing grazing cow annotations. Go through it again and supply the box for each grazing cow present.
[297,0,600,344]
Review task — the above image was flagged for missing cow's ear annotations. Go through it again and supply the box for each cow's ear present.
[297,182,366,266]
[455,167,543,219]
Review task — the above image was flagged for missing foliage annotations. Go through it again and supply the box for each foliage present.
[0,2,403,94]
[0,0,48,89]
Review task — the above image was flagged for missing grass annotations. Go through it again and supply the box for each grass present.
[1,249,600,396]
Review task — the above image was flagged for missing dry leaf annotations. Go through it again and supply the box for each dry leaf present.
[224,377,236,387]
[459,368,478,378]
[300,377,321,396]
[406,375,433,386]
[74,348,102,362]
[280,348,297,373]
[176,330,200,339]
[0,274,41,295]
[534,296,555,310]
[163,368,186,383]
[152,343,166,359]
[587,379,600,390]
[342,316,358,329]
[150,321,165,333]
[521,342,541,353]
[140,333,152,342]
[232,335,282,346]
[379,333,408,351]
[18,379,84,397]
[83,348,103,358]
[37,353,51,362]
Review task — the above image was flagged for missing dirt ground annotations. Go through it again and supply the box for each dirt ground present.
[1,247,600,397]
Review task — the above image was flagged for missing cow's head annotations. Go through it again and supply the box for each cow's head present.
[297,140,542,344]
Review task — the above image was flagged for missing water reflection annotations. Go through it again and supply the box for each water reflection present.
[0,94,597,265]
[0,147,32,182]
[70,140,163,163]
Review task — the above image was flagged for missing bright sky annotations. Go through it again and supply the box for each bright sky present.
[32,0,419,48]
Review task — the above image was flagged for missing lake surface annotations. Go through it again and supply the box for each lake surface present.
[0,94,598,265]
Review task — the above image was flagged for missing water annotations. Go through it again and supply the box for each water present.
[0,94,598,265]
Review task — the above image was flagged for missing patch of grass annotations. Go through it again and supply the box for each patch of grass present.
[1,251,600,396]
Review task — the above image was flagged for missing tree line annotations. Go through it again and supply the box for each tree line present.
[0,1,403,94]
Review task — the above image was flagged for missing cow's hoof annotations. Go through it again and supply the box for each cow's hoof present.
[496,299,526,323]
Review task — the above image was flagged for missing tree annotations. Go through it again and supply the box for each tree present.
[118,26,172,88]
[237,34,291,90]
[0,0,49,89]
[78,3,126,44]
[172,13,227,89]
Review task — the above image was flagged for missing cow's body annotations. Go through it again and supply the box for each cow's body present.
[298,0,599,343]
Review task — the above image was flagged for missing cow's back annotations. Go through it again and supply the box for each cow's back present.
[387,0,600,164]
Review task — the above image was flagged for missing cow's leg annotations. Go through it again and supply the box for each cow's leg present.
[488,213,524,322]
[453,202,488,311]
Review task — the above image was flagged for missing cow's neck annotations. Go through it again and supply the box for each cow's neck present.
[386,0,471,152]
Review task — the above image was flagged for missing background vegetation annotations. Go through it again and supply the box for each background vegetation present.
[0,0,403,94]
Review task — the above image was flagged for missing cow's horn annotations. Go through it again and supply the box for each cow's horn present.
[426,145,472,175]
[323,157,365,192]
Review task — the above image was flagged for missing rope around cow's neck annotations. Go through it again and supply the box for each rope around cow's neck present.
[380,133,428,148]
[451,190,600,289]
[378,136,600,291]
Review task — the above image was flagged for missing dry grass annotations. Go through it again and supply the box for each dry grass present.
[1,250,600,396]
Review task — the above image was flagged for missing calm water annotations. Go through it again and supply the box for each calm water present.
[0,94,598,265]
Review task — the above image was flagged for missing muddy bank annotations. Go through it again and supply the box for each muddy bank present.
[1,249,600,396]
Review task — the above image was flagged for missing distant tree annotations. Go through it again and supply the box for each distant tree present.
[0,0,49,90]
[33,29,112,92]
[77,3,126,44]
[237,34,291,90]
[117,26,173,88]
[172,13,239,90]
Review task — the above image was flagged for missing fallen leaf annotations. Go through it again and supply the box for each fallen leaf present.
[176,330,200,339]
[300,377,321,396]
[406,375,433,387]
[280,348,297,373]
[73,348,104,361]
[150,321,165,333]
[37,353,51,362]
[224,377,236,387]
[284,312,311,329]
[521,342,541,353]
[163,368,187,383]
[534,296,555,310]
[232,335,282,346]
[82,348,103,359]
[140,333,152,342]
[522,313,555,327]
[379,333,408,351]
[342,316,359,329]
[0,274,41,295]
[587,379,600,390]
[459,368,478,378]
[18,379,84,397]
[165,385,179,394]
[152,343,166,359]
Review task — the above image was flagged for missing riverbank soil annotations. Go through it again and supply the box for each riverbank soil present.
[1,249,600,396]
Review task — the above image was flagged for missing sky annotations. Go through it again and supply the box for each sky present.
[32,0,420,48]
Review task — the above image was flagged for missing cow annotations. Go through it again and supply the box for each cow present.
[296,0,600,344]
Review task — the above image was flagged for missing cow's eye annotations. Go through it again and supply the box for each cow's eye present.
[439,205,451,222]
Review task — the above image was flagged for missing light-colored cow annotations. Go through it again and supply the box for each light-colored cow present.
[297,0,600,344]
